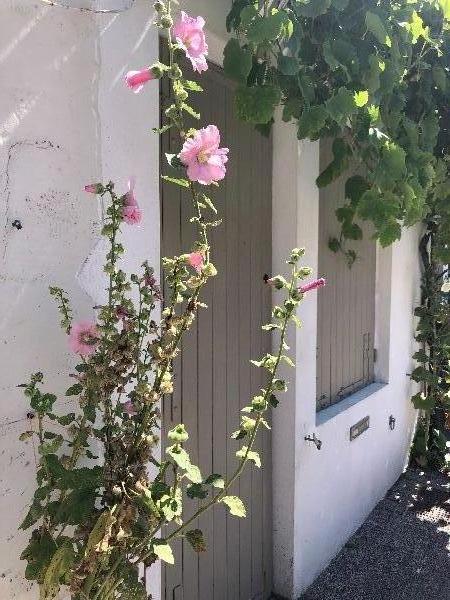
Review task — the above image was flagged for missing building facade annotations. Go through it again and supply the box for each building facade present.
[0,1,420,598]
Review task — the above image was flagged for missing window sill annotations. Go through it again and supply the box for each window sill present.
[315,382,388,427]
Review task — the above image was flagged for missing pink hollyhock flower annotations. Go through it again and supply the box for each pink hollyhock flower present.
[188,251,204,273]
[85,183,103,194]
[173,11,208,73]
[299,278,326,294]
[69,321,100,356]
[179,125,229,185]
[125,68,155,93]
[123,177,142,225]
[122,400,137,416]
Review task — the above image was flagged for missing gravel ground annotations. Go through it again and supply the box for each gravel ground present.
[300,469,450,600]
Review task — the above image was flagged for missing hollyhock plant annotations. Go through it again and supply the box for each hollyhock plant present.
[125,68,156,93]
[123,177,142,225]
[299,278,326,294]
[187,251,204,273]
[173,11,208,73]
[68,321,99,356]
[180,125,229,185]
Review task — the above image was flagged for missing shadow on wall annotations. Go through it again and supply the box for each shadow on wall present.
[40,0,134,12]
[300,469,450,600]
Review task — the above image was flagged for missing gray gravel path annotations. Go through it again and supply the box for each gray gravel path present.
[300,469,450,600]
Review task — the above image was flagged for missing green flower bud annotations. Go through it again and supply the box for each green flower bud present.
[169,64,182,79]
[153,0,165,12]
[252,395,266,411]
[242,416,256,432]
[160,15,173,29]
[168,424,189,443]
[202,262,218,277]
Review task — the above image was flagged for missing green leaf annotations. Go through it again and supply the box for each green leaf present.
[40,542,75,600]
[236,446,261,467]
[66,384,82,396]
[378,142,406,186]
[161,176,190,188]
[326,88,357,123]
[297,105,328,139]
[432,65,447,92]
[204,473,225,489]
[181,103,200,119]
[39,435,63,456]
[439,0,450,20]
[235,85,281,124]
[345,175,370,206]
[185,529,207,553]
[85,511,116,556]
[294,0,331,18]
[365,11,391,47]
[411,392,435,411]
[278,55,300,75]
[246,11,291,44]
[20,499,44,530]
[328,237,341,253]
[223,39,253,84]
[183,80,203,92]
[21,530,57,583]
[153,543,174,564]
[221,495,247,518]
[186,483,208,499]
[354,90,369,108]
[19,431,34,441]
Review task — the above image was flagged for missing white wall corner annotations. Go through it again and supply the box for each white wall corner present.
[272,116,320,599]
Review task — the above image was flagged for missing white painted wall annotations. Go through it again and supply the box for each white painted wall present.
[271,120,421,598]
[0,0,159,597]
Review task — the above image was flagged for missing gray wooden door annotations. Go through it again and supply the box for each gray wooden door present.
[160,54,273,600]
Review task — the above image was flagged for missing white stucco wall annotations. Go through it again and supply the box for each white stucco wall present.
[271,121,421,598]
[0,0,159,597]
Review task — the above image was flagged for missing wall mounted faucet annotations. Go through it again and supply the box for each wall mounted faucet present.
[304,433,322,450]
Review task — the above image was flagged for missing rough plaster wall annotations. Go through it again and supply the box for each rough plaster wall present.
[0,1,159,597]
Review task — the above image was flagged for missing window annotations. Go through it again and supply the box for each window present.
[316,139,377,411]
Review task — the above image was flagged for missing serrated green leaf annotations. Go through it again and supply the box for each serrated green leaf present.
[40,542,75,600]
[204,474,225,489]
[221,495,246,518]
[327,88,357,123]
[235,85,281,124]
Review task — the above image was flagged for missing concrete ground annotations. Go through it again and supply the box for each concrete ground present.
[300,469,450,600]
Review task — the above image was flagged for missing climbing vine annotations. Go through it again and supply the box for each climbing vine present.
[224,0,450,466]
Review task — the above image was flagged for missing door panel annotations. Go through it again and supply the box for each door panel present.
[160,48,273,600]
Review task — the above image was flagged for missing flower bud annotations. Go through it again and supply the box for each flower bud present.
[242,416,256,432]
[252,395,266,411]
[160,15,173,29]
[168,424,189,443]
[85,183,104,194]
[153,0,165,12]
[169,64,182,79]
[202,262,217,277]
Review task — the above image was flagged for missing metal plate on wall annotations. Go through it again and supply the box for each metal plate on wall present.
[350,416,370,441]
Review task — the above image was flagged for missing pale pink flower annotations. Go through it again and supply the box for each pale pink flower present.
[69,321,100,356]
[123,177,142,225]
[188,251,204,273]
[125,68,155,93]
[299,278,326,294]
[173,11,208,73]
[85,183,103,194]
[179,125,229,185]
[122,400,137,416]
